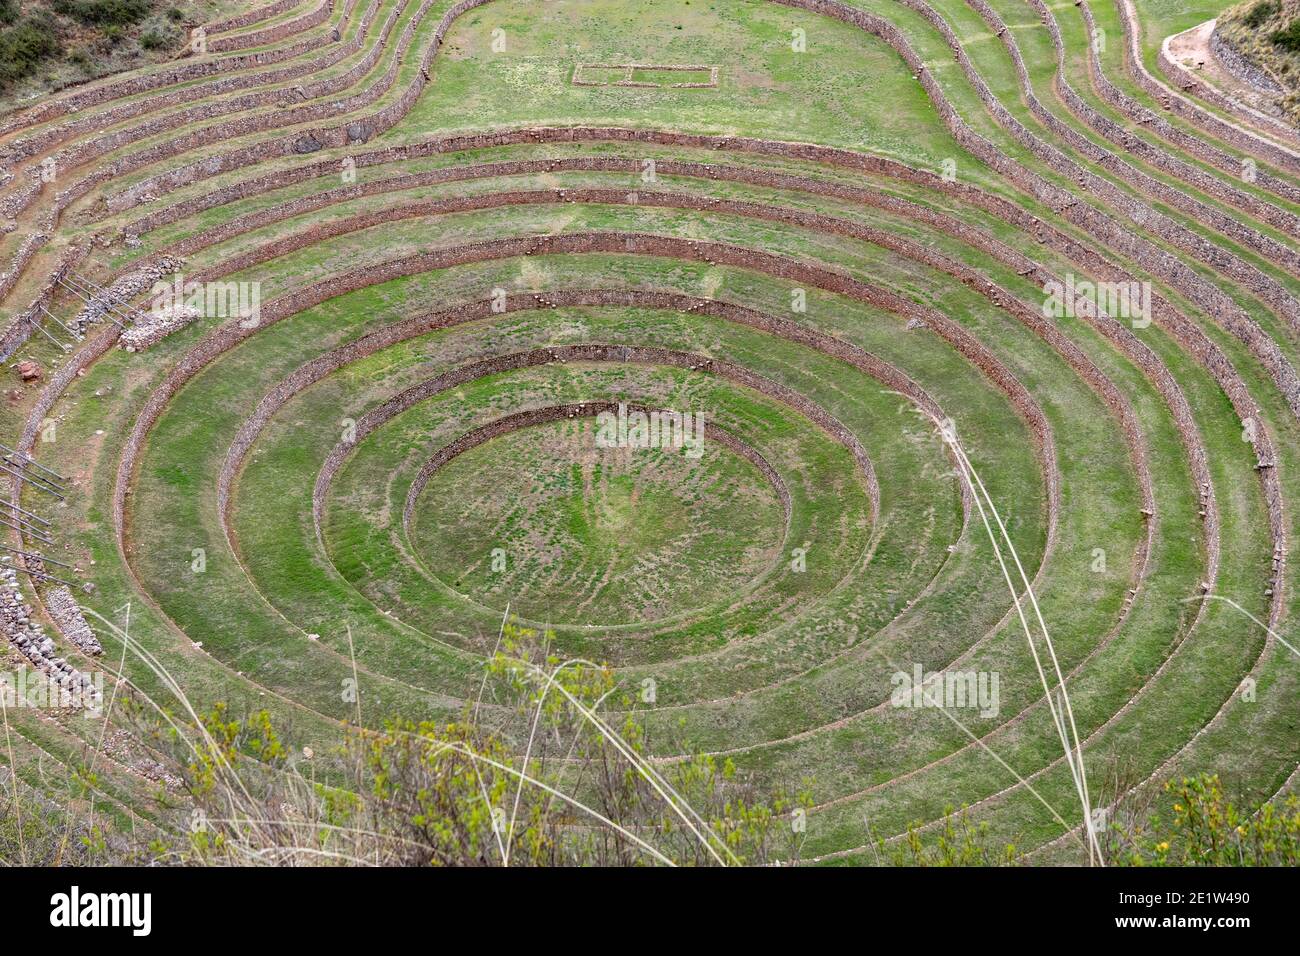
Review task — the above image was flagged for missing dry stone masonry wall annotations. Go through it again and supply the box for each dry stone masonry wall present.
[0,563,101,711]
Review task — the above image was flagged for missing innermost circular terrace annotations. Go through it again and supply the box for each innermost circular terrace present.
[407,410,787,627]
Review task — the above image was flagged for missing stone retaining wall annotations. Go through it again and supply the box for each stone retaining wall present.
[190,210,1274,585]
[19,325,118,457]
[0,239,89,362]
[108,128,1267,577]
[1084,3,1300,202]
[382,359,839,528]
[208,0,335,55]
[100,0,494,214]
[117,231,1056,583]
[4,0,1276,464]
[1210,28,1283,95]
[73,254,185,331]
[0,0,365,235]
[218,288,962,543]
[0,4,350,139]
[0,0,371,168]
[0,233,47,302]
[218,183,1156,534]
[1003,0,1300,237]
[207,0,305,36]
[774,0,1300,447]
[0,564,101,709]
[119,152,1246,582]
[4,0,401,227]
[0,0,1279,832]
[90,0,1300,437]
[1111,0,1300,171]
[5,0,1279,642]
[10,325,120,655]
[867,0,1300,326]
[398,400,792,534]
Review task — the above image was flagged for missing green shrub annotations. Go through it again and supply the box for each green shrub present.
[0,17,62,90]
[52,0,153,28]
[0,0,18,26]
[166,6,183,22]
[140,28,168,50]
[1271,18,1300,52]
[1243,1,1280,30]
[883,809,1020,866]
[1106,774,1300,866]
[122,623,814,867]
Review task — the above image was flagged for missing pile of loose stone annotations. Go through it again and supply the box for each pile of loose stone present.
[45,584,103,656]
[119,302,202,352]
[72,254,185,335]
[0,559,101,708]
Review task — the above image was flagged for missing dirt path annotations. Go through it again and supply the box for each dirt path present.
[1165,18,1286,121]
